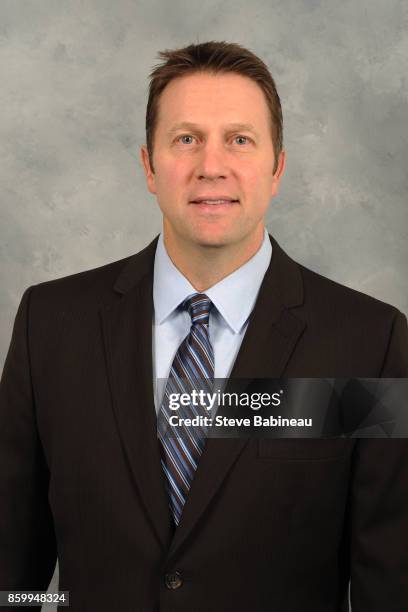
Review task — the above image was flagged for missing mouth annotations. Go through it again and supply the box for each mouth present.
[189,198,239,206]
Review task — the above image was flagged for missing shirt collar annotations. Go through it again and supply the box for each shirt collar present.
[153,227,272,333]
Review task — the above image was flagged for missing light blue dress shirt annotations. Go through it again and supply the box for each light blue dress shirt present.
[152,227,272,414]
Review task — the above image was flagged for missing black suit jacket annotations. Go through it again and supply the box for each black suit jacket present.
[1,233,408,611]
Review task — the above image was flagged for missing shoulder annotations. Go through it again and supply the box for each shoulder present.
[26,255,133,313]
[24,235,159,313]
[269,233,404,327]
[295,262,408,375]
[298,262,402,325]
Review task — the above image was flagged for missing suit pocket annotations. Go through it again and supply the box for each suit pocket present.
[258,438,353,461]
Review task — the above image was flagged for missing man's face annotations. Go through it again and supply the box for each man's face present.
[141,71,285,250]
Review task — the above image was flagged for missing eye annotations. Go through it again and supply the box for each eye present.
[177,134,195,145]
[234,135,251,145]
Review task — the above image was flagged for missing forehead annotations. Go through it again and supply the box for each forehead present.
[156,71,270,131]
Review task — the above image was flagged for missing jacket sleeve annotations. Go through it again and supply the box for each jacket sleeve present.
[349,309,408,611]
[0,286,57,601]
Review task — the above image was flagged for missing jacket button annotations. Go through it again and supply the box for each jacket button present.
[165,571,183,589]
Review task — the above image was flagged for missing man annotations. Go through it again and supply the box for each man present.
[1,41,407,612]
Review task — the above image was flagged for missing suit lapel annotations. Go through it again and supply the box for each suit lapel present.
[99,233,306,560]
[166,234,306,560]
[99,237,174,551]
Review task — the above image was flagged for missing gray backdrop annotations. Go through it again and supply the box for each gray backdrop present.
[1,0,407,605]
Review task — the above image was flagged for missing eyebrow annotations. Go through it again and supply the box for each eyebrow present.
[168,121,259,136]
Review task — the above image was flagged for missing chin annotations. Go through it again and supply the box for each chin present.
[190,230,233,249]
[187,222,239,246]
[196,240,227,249]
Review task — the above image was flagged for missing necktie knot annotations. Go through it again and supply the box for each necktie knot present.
[183,293,212,326]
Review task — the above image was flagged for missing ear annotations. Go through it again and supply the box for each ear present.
[270,149,286,197]
[140,145,157,195]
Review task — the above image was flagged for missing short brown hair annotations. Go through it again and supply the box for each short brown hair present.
[145,41,283,175]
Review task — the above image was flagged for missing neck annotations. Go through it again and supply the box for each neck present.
[162,225,266,292]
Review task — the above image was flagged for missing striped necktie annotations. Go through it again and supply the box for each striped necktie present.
[157,293,214,526]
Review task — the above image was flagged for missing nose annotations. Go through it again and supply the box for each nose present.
[195,139,229,181]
